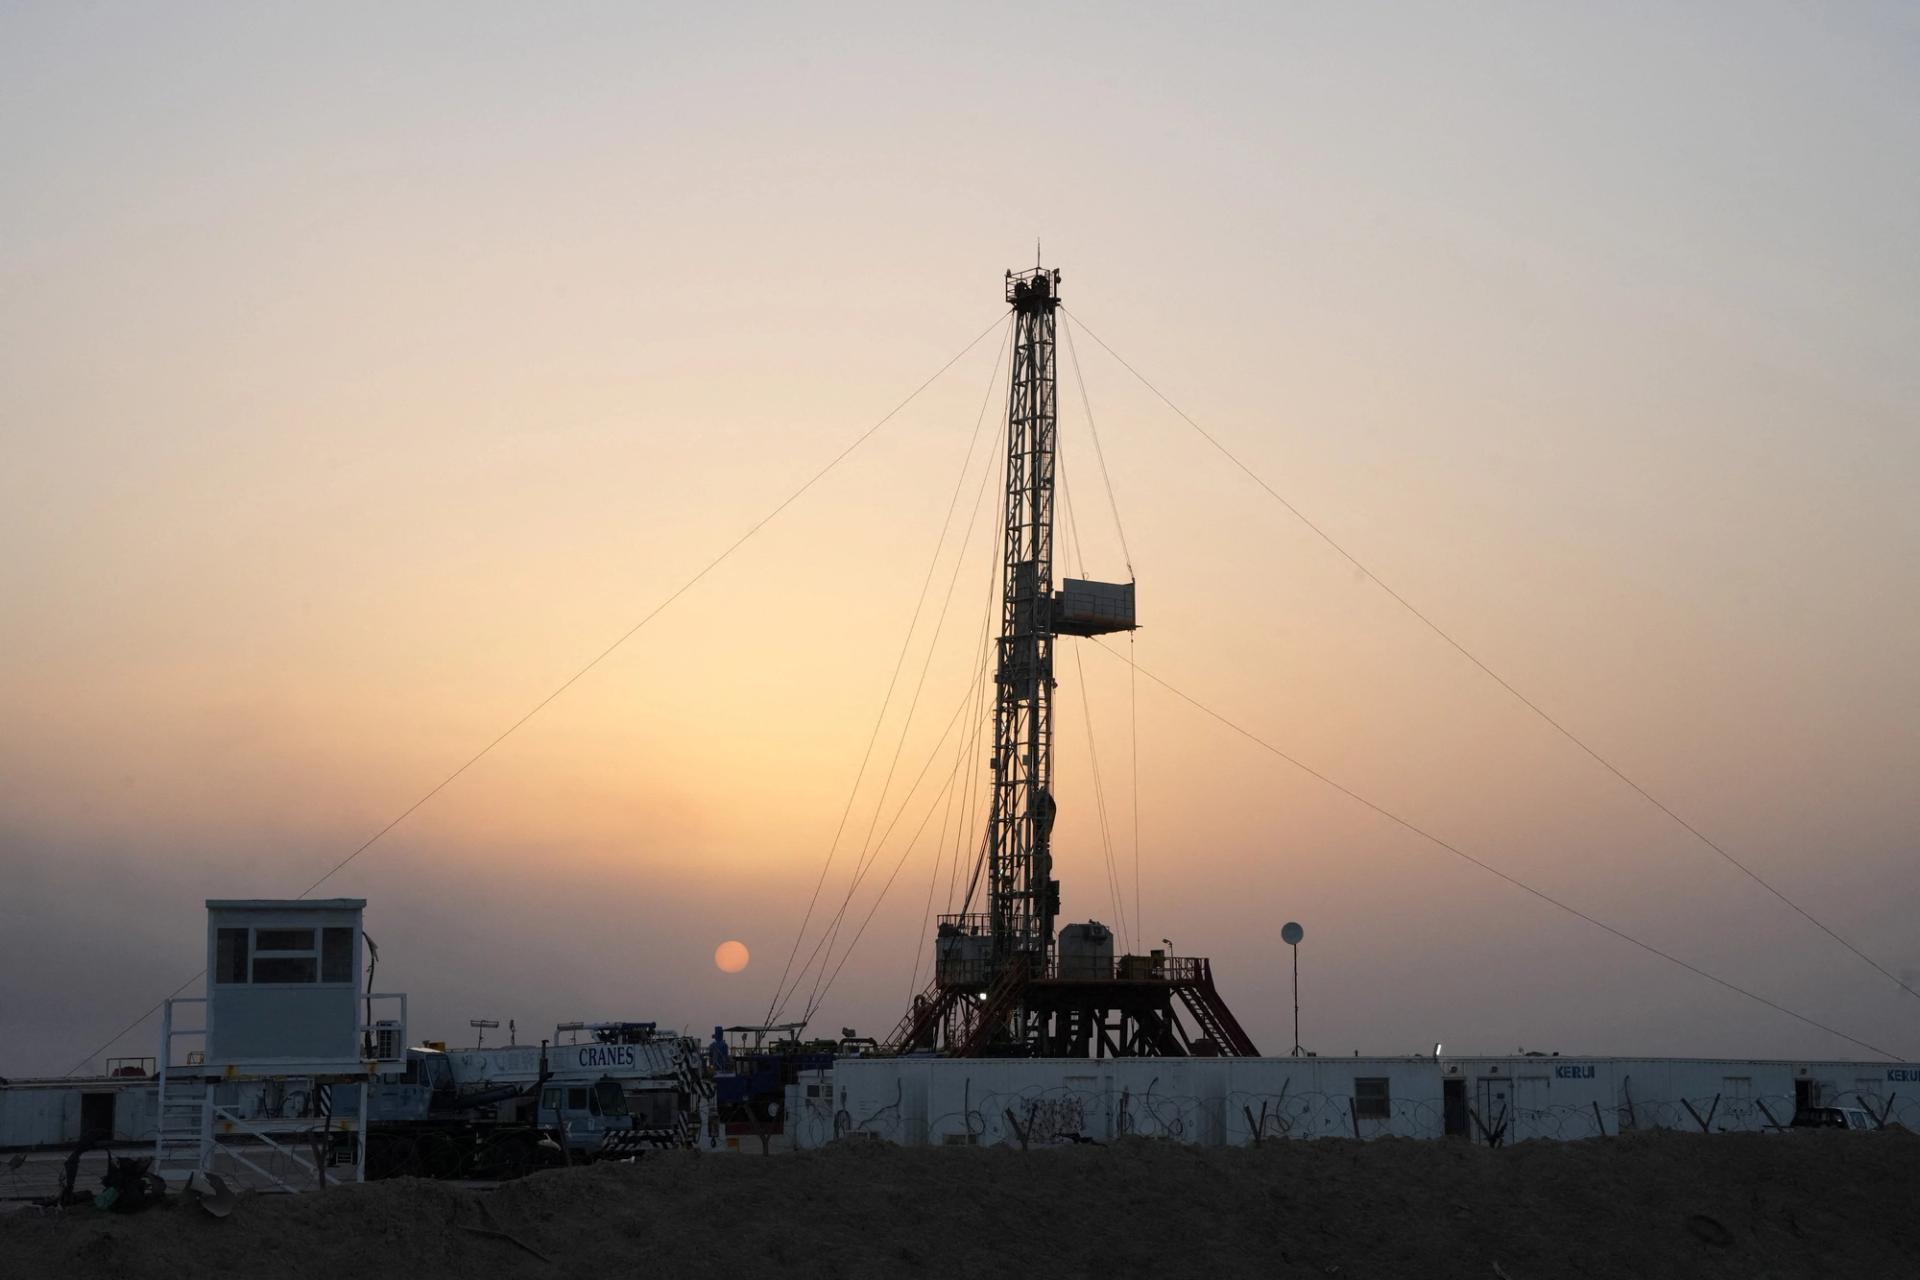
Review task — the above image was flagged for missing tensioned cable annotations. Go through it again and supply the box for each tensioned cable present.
[772,677,973,1024]
[773,488,1008,1024]
[797,631,1002,1026]
[1059,452,1133,951]
[949,718,993,923]
[762,314,1013,1028]
[1070,641,1133,956]
[946,526,1007,934]
[814,746,971,1019]
[946,512,1003,918]
[1064,305,1920,1011]
[1061,315,1133,578]
[68,311,1011,1077]
[795,361,1015,1022]
[908,712,967,999]
[1130,629,1142,951]
[815,807,981,1022]
[1088,639,1902,1062]
[1064,311,1147,946]
[810,735,997,1021]
[957,786,993,918]
[913,495,1007,996]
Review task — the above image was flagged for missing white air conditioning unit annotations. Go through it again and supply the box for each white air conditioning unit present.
[373,1020,402,1061]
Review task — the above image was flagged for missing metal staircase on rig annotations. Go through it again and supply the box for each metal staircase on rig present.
[1170,959,1261,1057]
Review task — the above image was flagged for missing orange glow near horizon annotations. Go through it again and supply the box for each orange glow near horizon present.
[2,5,1916,1076]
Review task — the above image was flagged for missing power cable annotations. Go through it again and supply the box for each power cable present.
[1088,639,1903,1062]
[67,311,1011,1077]
[1064,305,1920,1011]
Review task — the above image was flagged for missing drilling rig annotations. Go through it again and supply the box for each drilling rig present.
[883,263,1258,1058]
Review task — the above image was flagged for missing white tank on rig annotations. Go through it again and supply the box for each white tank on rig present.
[1057,921,1116,980]
[935,918,992,987]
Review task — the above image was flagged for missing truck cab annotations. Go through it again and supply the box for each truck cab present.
[539,1078,631,1153]
[1791,1105,1877,1131]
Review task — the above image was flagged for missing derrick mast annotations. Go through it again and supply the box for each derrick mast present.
[881,261,1256,1059]
[990,265,1063,984]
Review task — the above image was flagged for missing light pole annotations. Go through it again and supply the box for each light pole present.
[1281,922,1304,1056]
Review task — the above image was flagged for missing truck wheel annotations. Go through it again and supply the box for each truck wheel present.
[419,1131,462,1180]
[487,1133,533,1181]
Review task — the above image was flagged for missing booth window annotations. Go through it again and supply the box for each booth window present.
[253,953,318,983]
[1354,1078,1391,1119]
[215,929,250,983]
[213,923,356,984]
[321,928,354,983]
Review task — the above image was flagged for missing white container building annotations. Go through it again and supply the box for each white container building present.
[0,1075,159,1150]
[827,1054,1918,1148]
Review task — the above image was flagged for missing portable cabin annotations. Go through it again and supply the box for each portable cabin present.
[146,898,405,1191]
[204,898,369,1068]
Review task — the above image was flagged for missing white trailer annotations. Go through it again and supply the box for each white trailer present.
[0,1074,160,1151]
[830,1054,1918,1148]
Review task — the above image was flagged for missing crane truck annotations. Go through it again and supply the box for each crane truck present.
[358,1021,709,1178]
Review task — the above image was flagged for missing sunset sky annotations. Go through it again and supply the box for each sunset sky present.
[3,4,1916,1076]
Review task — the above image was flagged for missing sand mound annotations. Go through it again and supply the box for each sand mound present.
[4,1130,1916,1278]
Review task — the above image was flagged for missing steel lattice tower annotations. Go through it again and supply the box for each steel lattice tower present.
[881,262,1255,1059]
[990,265,1062,980]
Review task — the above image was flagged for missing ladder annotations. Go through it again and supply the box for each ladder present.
[153,996,211,1184]
[150,995,363,1191]
[152,1077,211,1184]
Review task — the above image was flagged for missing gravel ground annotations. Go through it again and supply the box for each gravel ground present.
[3,1130,1915,1279]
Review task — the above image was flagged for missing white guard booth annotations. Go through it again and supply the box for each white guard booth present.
[154,898,407,1191]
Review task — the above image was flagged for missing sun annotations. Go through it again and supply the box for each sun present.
[714,940,750,974]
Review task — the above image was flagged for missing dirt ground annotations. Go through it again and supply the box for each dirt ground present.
[3,1130,1915,1279]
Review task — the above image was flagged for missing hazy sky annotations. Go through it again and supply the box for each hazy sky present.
[3,3,1916,1076]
